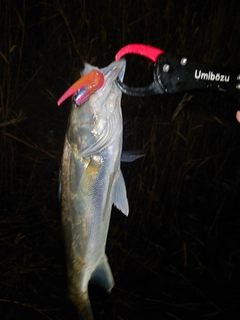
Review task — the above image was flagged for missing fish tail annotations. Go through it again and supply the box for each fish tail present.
[77,299,94,320]
[69,287,94,320]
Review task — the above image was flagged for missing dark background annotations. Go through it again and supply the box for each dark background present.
[1,0,240,319]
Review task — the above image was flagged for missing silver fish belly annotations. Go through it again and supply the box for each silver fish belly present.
[60,59,128,319]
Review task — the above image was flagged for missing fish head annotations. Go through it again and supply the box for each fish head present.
[84,58,126,122]
[68,59,126,157]
[95,58,126,103]
[76,59,126,105]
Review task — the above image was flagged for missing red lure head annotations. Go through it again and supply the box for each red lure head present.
[57,69,104,106]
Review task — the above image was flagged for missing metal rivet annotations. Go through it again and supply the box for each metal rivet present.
[180,57,187,66]
[236,84,240,90]
[237,75,240,81]
[163,64,170,72]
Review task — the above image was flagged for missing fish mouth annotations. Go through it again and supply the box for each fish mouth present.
[101,59,126,84]
[91,59,126,106]
[57,59,126,106]
[116,59,126,82]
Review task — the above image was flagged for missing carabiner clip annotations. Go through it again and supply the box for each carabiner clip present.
[115,44,165,96]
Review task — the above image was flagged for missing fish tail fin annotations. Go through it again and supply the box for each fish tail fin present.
[91,254,114,293]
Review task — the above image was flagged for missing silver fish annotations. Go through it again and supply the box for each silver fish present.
[59,59,128,319]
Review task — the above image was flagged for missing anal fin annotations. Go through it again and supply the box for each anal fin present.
[91,255,114,293]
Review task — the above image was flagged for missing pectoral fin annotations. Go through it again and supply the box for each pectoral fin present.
[113,171,129,216]
[121,150,145,162]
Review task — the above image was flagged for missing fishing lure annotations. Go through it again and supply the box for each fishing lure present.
[57,69,104,106]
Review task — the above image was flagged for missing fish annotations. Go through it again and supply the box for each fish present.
[59,59,128,319]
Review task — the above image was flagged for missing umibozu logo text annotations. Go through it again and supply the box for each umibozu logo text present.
[195,70,230,82]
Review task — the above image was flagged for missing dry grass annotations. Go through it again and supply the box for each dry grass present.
[1,0,240,319]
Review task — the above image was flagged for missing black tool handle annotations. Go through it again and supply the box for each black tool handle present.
[156,53,240,102]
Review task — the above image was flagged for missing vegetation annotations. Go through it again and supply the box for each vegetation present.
[1,0,240,319]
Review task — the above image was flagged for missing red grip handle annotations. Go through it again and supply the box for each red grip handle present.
[115,44,164,62]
